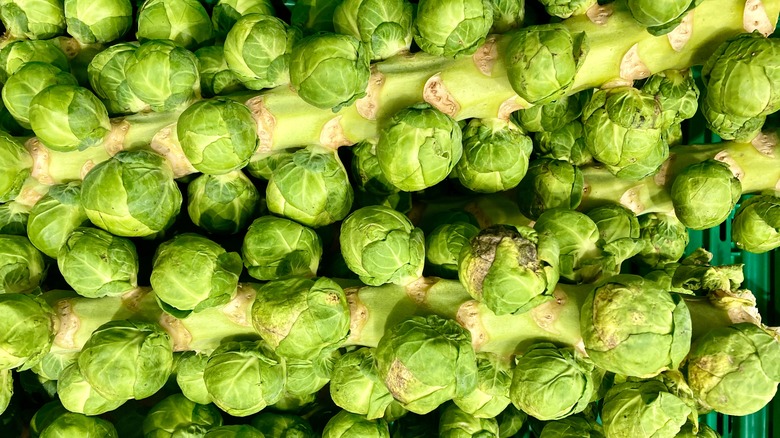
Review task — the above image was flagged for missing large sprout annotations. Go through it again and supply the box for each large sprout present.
[56,363,125,415]
[627,0,697,34]
[64,0,133,44]
[174,352,211,405]
[1,61,77,129]
[412,0,492,57]
[732,194,780,253]
[142,393,223,437]
[187,170,260,235]
[515,158,584,220]
[332,0,414,60]
[283,350,337,398]
[241,215,322,281]
[322,410,390,438]
[0,131,33,203]
[136,0,214,49]
[195,45,244,97]
[124,40,200,113]
[329,347,401,419]
[0,39,69,84]
[0,293,54,370]
[641,69,699,128]
[28,84,110,152]
[0,234,46,294]
[87,42,148,115]
[0,0,65,40]
[671,159,741,230]
[26,182,89,258]
[212,0,275,37]
[513,92,587,134]
[36,410,118,437]
[80,150,182,238]
[425,221,480,278]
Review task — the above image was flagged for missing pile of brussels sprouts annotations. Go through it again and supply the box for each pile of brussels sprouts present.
[1,0,780,436]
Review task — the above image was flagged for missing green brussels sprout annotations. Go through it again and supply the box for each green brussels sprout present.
[136,0,214,49]
[0,368,11,416]
[700,100,767,143]
[251,277,349,360]
[26,182,89,258]
[0,131,33,203]
[0,201,28,235]
[174,351,211,405]
[28,84,110,152]
[671,160,742,230]
[581,274,692,377]
[0,234,45,294]
[538,416,604,438]
[339,205,425,286]
[376,104,463,192]
[212,0,275,37]
[187,170,260,235]
[586,203,643,262]
[151,233,242,314]
[0,39,69,84]
[509,343,603,420]
[142,393,223,437]
[332,0,413,60]
[329,347,400,419]
[534,120,592,166]
[87,42,148,115]
[81,150,182,238]
[29,401,69,436]
[426,221,480,278]
[732,194,780,253]
[322,410,390,438]
[350,138,411,211]
[1,61,78,129]
[56,363,126,415]
[687,323,780,416]
[266,145,353,228]
[37,410,118,437]
[177,99,259,175]
[515,158,584,220]
[439,402,499,438]
[496,406,528,438]
[290,0,341,34]
[29,349,77,382]
[247,148,295,181]
[283,350,338,396]
[582,87,669,180]
[224,14,300,90]
[57,227,138,298]
[641,69,699,127]
[205,425,265,438]
[635,212,689,267]
[289,33,370,111]
[452,353,512,418]
[538,0,596,18]
[459,224,559,315]
[0,0,65,40]
[124,40,200,113]
[64,0,133,44]
[505,24,588,105]
[195,45,244,97]
[489,0,525,33]
[412,0,492,58]
[241,215,322,281]
[251,412,316,437]
[513,92,586,133]
[454,118,533,193]
[375,315,478,414]
[0,293,53,370]
[203,340,285,417]
[627,0,698,35]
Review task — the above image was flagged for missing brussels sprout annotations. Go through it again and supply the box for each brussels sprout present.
[350,138,411,210]
[77,320,174,401]
[64,0,133,44]
[203,340,285,417]
[515,158,584,220]
[136,0,214,49]
[535,120,592,166]
[513,92,586,133]
[0,131,33,203]
[26,182,89,258]
[0,234,46,294]
[452,353,512,418]
[242,215,322,281]
[251,412,316,437]
[251,277,349,360]
[732,194,780,253]
[509,343,603,420]
[687,323,780,416]
[671,160,742,230]
[505,24,588,105]
[538,0,596,18]
[426,221,480,278]
[29,349,77,383]
[1,62,78,129]
[37,410,118,437]
[124,40,200,113]
[270,391,317,412]
[81,150,182,238]
[289,33,370,111]
[489,0,525,33]
[339,205,425,286]
[581,274,692,377]
[56,363,126,415]
[151,233,242,314]
[496,406,528,438]
[0,201,28,235]
[439,402,499,438]
[187,170,260,235]
[641,69,699,127]
[329,347,400,419]
[412,0,492,57]
[283,350,338,396]
[635,212,689,267]
[0,0,65,40]
[29,401,69,436]
[586,203,643,262]
[28,84,110,152]
[322,410,390,438]
[538,416,604,438]
[332,0,413,60]
[628,0,697,35]
[376,104,463,192]
[195,45,244,97]
[142,393,223,437]
[212,0,275,37]
[290,0,341,34]
[175,351,212,405]
[247,148,296,180]
[266,145,353,228]
[87,42,148,115]
[0,293,53,370]
[375,315,478,414]
[224,14,300,90]
[0,39,69,84]
[205,425,265,438]
[455,118,533,193]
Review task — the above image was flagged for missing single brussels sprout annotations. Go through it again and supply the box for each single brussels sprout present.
[251,277,349,360]
[641,69,699,127]
[628,0,698,35]
[56,362,126,415]
[0,293,53,370]
[350,138,411,210]
[203,340,285,417]
[81,150,182,238]
[505,24,588,105]
[37,410,118,437]
[151,233,242,314]
[224,14,300,90]
[247,148,296,180]
[1,62,78,128]
[29,401,69,436]
[496,405,528,438]
[64,0,133,44]
[251,412,316,437]
[375,315,478,414]
[0,0,65,40]
[455,118,533,193]
[426,221,480,278]
[452,353,512,418]
[87,42,148,115]
[339,205,425,286]
[513,92,586,133]
[124,40,200,113]
[177,99,258,175]
[175,351,211,405]
[332,0,413,60]
[538,416,604,438]
[26,182,89,258]
[136,0,214,49]
[0,201,28,235]
[538,0,596,18]
[489,0,525,33]
[289,32,370,111]
[581,274,692,377]
[212,0,274,37]
[412,0,492,57]
[732,194,780,253]
[635,212,689,267]
[376,104,463,192]
[205,425,265,438]
[439,402,499,438]
[242,215,322,281]
[509,343,603,420]
[187,170,260,235]
[266,145,353,228]
[322,410,390,438]
[195,45,244,97]
[0,39,69,84]
[142,393,223,437]
[701,100,767,143]
[28,84,110,152]
[283,350,338,396]
[586,203,643,262]
[671,160,742,230]
[329,347,400,419]
[515,158,584,220]
[0,234,45,294]
[459,224,559,315]
[687,323,780,416]
[0,132,33,203]
[535,120,592,166]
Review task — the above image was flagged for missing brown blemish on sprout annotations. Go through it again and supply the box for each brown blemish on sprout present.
[456,300,487,351]
[121,287,151,313]
[150,124,197,178]
[619,186,645,214]
[104,119,131,156]
[346,288,368,343]
[744,0,774,36]
[751,131,778,157]
[405,276,438,306]
[653,155,674,187]
[714,151,744,181]
[473,36,498,76]
[620,44,651,81]
[53,299,79,350]
[320,116,351,149]
[531,287,568,333]
[245,96,275,152]
[159,313,193,351]
[384,358,415,403]
[356,67,384,120]
[498,97,525,121]
[80,160,95,179]
[222,284,256,327]
[586,3,613,25]
[424,73,460,117]
[668,11,693,52]
[25,138,53,185]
